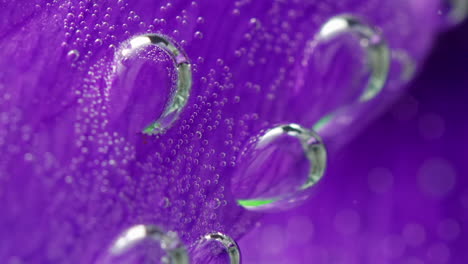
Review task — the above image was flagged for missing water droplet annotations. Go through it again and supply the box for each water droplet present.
[114,34,192,135]
[316,14,390,102]
[231,124,327,211]
[66,49,80,62]
[307,15,391,149]
[191,232,240,264]
[104,225,189,264]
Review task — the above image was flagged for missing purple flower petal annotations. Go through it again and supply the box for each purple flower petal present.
[0,0,449,262]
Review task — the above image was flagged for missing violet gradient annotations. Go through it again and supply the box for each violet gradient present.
[0,0,459,263]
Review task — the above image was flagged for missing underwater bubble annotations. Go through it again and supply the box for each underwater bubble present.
[194,31,203,39]
[105,224,189,264]
[306,15,391,146]
[231,124,326,211]
[315,14,390,102]
[109,43,174,137]
[66,49,80,62]
[113,34,192,135]
[191,232,240,264]
[94,38,103,46]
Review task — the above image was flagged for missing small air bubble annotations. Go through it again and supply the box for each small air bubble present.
[194,31,203,39]
[94,38,103,46]
[66,49,80,62]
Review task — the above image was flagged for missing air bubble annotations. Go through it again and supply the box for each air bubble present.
[104,225,189,264]
[194,31,203,39]
[115,34,192,135]
[191,232,240,264]
[316,14,390,102]
[307,15,391,147]
[66,49,80,62]
[94,38,103,46]
[231,124,327,211]
[66,13,75,20]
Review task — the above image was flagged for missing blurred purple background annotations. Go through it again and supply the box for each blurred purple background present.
[239,20,468,264]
